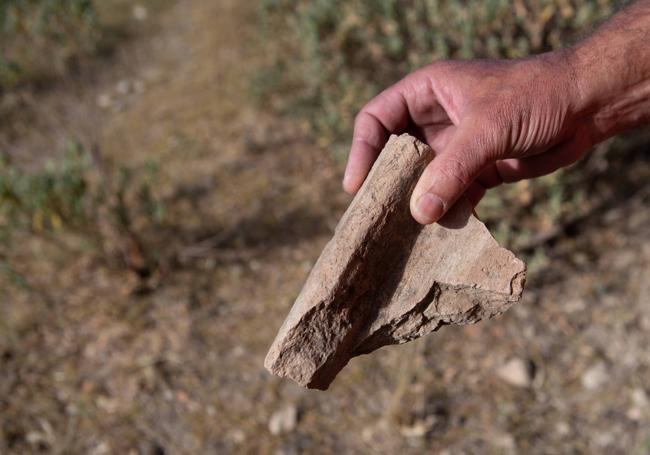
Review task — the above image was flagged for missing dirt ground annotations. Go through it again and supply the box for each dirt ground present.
[1,1,649,454]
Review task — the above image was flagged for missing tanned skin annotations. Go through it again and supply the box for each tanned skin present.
[343,0,650,224]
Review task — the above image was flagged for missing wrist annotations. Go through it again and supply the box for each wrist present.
[567,2,650,143]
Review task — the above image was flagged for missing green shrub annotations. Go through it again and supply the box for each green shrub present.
[256,0,619,266]
[0,142,165,288]
[257,0,614,153]
[0,142,92,234]
[0,0,98,89]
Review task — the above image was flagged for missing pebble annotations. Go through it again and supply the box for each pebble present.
[96,93,113,109]
[631,387,649,407]
[229,428,246,444]
[595,431,615,447]
[581,362,608,390]
[627,387,649,420]
[627,407,643,421]
[399,415,435,438]
[89,442,110,455]
[555,421,570,436]
[565,298,587,313]
[492,432,516,452]
[133,5,148,21]
[496,358,533,388]
[115,79,131,95]
[275,446,298,455]
[269,404,298,435]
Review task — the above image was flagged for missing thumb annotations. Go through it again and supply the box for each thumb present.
[410,125,492,224]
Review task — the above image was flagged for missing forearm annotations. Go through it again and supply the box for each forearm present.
[570,0,650,142]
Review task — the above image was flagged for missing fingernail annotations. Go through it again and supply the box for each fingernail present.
[415,193,445,224]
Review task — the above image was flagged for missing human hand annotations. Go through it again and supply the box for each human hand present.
[343,51,594,225]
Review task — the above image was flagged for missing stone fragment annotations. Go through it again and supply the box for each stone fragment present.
[626,387,648,420]
[268,405,298,435]
[115,79,132,95]
[631,387,649,408]
[96,93,113,109]
[496,358,534,388]
[265,134,527,390]
[581,362,608,390]
[132,5,148,21]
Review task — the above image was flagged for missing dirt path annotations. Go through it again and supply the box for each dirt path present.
[1,0,649,453]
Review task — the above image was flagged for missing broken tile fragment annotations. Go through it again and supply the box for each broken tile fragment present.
[265,134,527,390]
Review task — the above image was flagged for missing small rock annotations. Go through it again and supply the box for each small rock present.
[565,298,587,313]
[627,407,643,421]
[26,431,47,446]
[230,345,246,358]
[115,79,131,95]
[96,93,113,109]
[361,426,375,442]
[229,429,246,444]
[595,431,615,447]
[631,387,649,407]
[265,134,526,390]
[399,416,436,438]
[89,442,110,455]
[275,446,298,455]
[581,362,608,390]
[492,432,516,452]
[496,358,533,388]
[555,421,570,436]
[133,5,148,21]
[640,314,650,331]
[627,387,649,420]
[269,405,298,435]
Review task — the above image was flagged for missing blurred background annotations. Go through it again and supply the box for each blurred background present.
[1,0,649,453]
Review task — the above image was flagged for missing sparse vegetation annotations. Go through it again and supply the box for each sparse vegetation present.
[257,0,614,151]
[0,0,99,89]
[0,142,165,293]
[256,0,621,267]
[0,0,168,90]
[1,1,649,453]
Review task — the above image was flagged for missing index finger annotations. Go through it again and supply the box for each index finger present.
[342,84,410,194]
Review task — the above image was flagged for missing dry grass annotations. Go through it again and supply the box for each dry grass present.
[1,0,649,453]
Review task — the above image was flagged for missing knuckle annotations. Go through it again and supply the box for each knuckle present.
[353,111,383,149]
[437,156,473,189]
[427,59,456,74]
[353,109,369,128]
